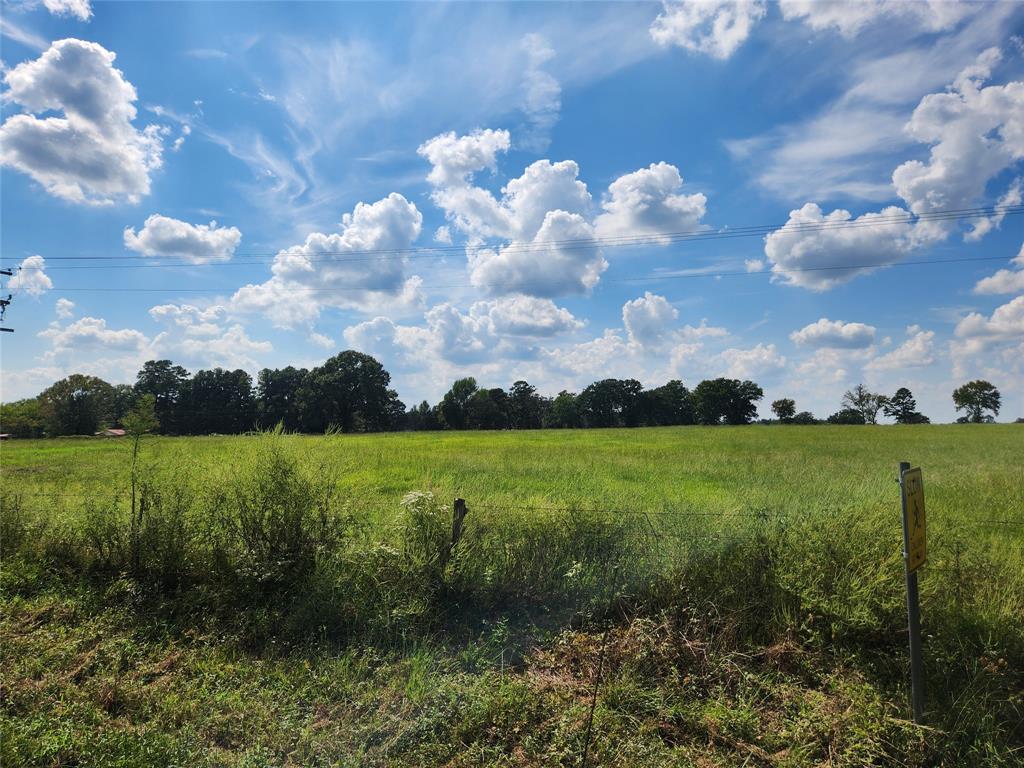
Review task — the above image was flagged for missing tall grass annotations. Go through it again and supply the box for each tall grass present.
[1,425,1022,762]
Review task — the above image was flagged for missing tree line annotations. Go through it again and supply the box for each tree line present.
[0,350,1007,437]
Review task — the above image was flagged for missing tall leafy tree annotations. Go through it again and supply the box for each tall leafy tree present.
[466,388,510,429]
[297,351,396,432]
[643,380,694,426]
[440,377,478,430]
[184,368,256,434]
[883,387,929,424]
[38,374,115,436]
[256,366,308,430]
[578,379,644,428]
[0,398,45,437]
[509,380,544,429]
[693,378,763,425]
[771,398,796,422]
[134,360,190,434]
[546,391,580,428]
[841,384,884,425]
[406,400,441,431]
[953,380,1001,423]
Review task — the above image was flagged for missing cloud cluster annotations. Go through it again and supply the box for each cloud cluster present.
[779,0,976,38]
[7,255,53,297]
[0,39,165,205]
[594,162,707,241]
[974,242,1024,295]
[124,215,242,263]
[650,1,766,60]
[763,47,1024,290]
[345,295,583,367]
[419,129,707,297]
[39,316,148,353]
[43,0,93,21]
[764,203,913,290]
[790,318,876,348]
[865,325,935,371]
[231,193,424,327]
[893,48,1024,243]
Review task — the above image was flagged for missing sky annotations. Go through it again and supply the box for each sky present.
[1,0,1022,422]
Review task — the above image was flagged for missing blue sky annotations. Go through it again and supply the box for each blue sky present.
[1,0,1022,422]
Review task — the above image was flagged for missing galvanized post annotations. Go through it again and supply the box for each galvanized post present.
[899,461,925,723]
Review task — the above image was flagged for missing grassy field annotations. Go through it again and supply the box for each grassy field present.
[1,425,1022,766]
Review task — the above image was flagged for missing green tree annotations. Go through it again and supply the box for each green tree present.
[256,366,308,430]
[38,374,115,435]
[109,384,137,426]
[0,398,45,438]
[509,380,544,429]
[183,368,256,434]
[134,360,190,434]
[642,380,694,426]
[953,380,1001,423]
[406,400,441,430]
[123,393,160,436]
[440,377,478,430]
[297,351,397,433]
[827,408,866,425]
[578,379,644,427]
[771,398,796,422]
[883,387,929,424]
[466,388,510,429]
[545,391,580,428]
[841,384,884,425]
[693,378,763,425]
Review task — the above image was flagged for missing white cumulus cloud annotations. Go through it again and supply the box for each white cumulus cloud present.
[893,49,1024,244]
[43,0,93,21]
[973,242,1024,295]
[0,39,165,205]
[594,162,707,241]
[865,325,936,371]
[650,1,766,60]
[231,193,424,327]
[420,129,708,297]
[39,316,148,353]
[124,215,241,263]
[790,318,877,348]
[55,298,75,319]
[764,203,913,290]
[779,0,976,38]
[7,255,53,297]
[716,343,786,379]
[622,291,678,348]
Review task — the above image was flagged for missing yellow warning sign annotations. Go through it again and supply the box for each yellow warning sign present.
[903,468,926,572]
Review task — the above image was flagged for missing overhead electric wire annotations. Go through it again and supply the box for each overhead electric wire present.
[27,254,1015,293]
[6,204,1022,271]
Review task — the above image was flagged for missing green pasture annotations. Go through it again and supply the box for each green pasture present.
[1,425,1022,766]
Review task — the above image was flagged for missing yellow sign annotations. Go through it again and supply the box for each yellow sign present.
[903,468,926,572]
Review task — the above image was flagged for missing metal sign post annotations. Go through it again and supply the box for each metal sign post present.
[899,461,926,723]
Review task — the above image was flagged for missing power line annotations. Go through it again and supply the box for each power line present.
[6,204,1021,270]
[30,254,1013,293]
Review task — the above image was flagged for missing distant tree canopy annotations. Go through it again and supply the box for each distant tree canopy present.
[953,380,1001,423]
[841,384,885,425]
[693,379,763,425]
[771,398,796,422]
[883,387,930,424]
[10,353,983,437]
[38,374,115,436]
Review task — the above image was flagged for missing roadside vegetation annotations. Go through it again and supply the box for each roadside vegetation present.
[2,425,1022,766]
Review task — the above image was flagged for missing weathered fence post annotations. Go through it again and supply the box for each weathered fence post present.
[899,461,926,723]
[440,497,468,571]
